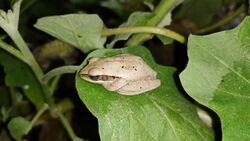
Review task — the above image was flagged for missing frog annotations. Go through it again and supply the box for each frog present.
[79,53,160,95]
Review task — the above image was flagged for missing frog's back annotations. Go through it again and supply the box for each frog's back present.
[95,55,156,80]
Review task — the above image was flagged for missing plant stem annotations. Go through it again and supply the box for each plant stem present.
[148,0,175,25]
[197,4,246,34]
[55,98,74,114]
[102,26,185,43]
[20,0,38,14]
[26,104,49,133]
[42,65,80,84]
[57,112,84,141]
[41,84,55,106]
[11,32,44,79]
[127,0,176,45]
[49,76,61,94]
[10,32,55,106]
[0,39,26,62]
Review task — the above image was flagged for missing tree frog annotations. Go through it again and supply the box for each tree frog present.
[80,54,160,95]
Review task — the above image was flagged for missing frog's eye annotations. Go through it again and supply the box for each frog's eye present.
[89,75,99,81]
[89,75,118,81]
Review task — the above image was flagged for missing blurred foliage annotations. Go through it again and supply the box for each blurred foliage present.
[174,0,223,27]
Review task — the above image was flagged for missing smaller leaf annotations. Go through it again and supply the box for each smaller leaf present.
[156,13,173,45]
[8,117,30,140]
[0,49,45,109]
[34,14,105,53]
[157,13,172,28]
[107,12,153,48]
[156,35,174,45]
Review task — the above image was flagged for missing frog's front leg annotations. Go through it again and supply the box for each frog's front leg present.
[117,79,160,95]
[102,78,128,91]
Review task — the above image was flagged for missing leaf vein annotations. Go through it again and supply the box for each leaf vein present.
[65,17,81,47]
[217,88,250,99]
[195,42,250,85]
[147,95,179,140]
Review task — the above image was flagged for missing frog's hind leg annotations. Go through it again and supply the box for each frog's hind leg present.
[117,79,160,95]
[103,78,128,92]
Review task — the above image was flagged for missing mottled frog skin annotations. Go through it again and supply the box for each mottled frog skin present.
[80,54,160,95]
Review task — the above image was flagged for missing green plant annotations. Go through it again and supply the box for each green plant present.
[0,0,249,141]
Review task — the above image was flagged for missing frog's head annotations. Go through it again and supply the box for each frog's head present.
[80,57,118,83]
[80,68,118,83]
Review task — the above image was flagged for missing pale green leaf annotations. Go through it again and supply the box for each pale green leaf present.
[8,117,30,140]
[157,13,172,28]
[156,13,174,45]
[156,34,174,45]
[107,12,153,48]
[34,14,105,53]
[180,17,250,141]
[76,46,214,141]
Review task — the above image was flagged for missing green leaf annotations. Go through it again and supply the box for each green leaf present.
[156,34,174,45]
[34,14,105,53]
[0,86,10,107]
[8,117,30,140]
[156,13,174,45]
[180,17,250,141]
[174,0,222,27]
[76,46,214,141]
[107,12,153,48]
[0,49,45,109]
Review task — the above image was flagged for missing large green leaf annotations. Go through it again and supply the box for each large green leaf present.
[0,49,45,109]
[180,17,250,141]
[76,46,214,141]
[34,14,106,53]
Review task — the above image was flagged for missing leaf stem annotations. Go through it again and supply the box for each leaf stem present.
[0,39,26,62]
[42,65,80,84]
[26,104,49,133]
[10,32,55,106]
[55,98,74,114]
[49,76,61,94]
[11,32,44,79]
[127,0,176,45]
[197,4,246,34]
[57,112,84,141]
[102,26,185,43]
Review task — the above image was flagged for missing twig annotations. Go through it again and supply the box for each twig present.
[102,26,185,43]
[197,4,246,34]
